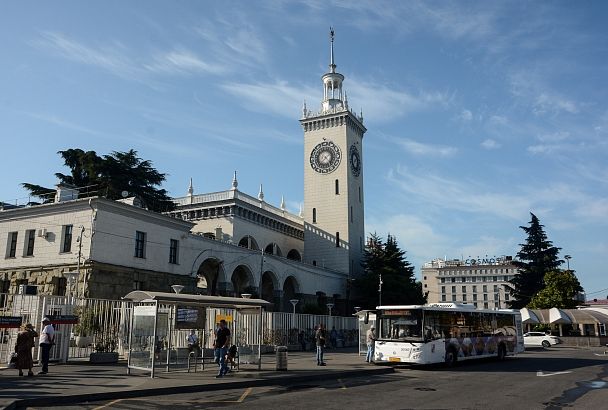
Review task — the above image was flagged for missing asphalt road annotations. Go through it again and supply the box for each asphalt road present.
[30,347,608,410]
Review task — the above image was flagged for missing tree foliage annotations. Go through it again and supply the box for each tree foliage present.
[22,149,175,212]
[507,213,563,308]
[353,233,426,309]
[528,270,583,309]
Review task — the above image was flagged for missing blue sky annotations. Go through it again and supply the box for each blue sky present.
[1,1,607,297]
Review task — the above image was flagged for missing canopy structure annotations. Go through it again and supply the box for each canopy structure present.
[123,291,270,378]
[523,307,608,338]
[549,307,571,324]
[520,308,540,324]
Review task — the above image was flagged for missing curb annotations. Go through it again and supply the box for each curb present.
[4,367,394,409]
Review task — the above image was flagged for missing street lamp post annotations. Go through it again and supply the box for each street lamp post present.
[326,303,334,316]
[378,273,383,307]
[564,255,572,271]
[289,299,299,314]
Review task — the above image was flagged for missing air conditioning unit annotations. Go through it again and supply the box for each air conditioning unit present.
[18,285,38,295]
[37,228,48,238]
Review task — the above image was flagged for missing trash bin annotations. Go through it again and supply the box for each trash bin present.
[276,346,288,371]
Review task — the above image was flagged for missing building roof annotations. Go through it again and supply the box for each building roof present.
[123,290,272,309]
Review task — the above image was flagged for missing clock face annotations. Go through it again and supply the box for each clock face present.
[310,141,341,174]
[349,145,361,177]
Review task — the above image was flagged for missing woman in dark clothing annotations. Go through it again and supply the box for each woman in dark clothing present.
[15,323,37,377]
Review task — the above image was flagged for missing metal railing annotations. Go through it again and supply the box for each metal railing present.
[1,292,357,367]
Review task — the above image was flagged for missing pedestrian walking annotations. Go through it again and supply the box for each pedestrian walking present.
[366,325,376,363]
[15,323,37,377]
[214,319,231,377]
[298,330,306,351]
[330,326,338,349]
[38,317,54,375]
[315,323,327,366]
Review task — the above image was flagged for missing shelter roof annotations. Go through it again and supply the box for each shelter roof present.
[123,291,272,309]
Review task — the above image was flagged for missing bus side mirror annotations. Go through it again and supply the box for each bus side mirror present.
[364,312,369,324]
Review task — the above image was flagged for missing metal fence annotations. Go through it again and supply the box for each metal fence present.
[1,292,357,366]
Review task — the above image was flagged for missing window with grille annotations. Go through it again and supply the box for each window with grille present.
[135,231,146,258]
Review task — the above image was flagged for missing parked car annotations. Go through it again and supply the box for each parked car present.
[523,332,561,348]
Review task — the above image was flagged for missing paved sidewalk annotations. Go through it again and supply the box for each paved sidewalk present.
[0,348,392,409]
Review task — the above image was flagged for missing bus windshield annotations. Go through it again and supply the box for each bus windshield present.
[378,309,424,342]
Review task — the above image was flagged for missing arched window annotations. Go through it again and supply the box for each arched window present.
[313,208,317,223]
[335,179,339,195]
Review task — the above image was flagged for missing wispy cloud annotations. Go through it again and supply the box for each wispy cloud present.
[387,165,532,220]
[509,71,580,117]
[145,48,225,75]
[367,213,451,269]
[481,139,500,150]
[24,111,109,138]
[348,79,452,122]
[393,137,458,157]
[31,32,138,79]
[458,109,473,122]
[221,80,316,118]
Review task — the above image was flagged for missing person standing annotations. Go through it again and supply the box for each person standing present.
[366,325,376,363]
[315,323,327,366]
[214,319,231,378]
[15,323,37,377]
[38,317,54,375]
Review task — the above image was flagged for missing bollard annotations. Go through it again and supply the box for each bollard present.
[276,345,288,371]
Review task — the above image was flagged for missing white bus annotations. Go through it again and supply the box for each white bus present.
[374,303,524,366]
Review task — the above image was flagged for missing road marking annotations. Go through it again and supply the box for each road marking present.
[338,378,347,389]
[92,398,123,409]
[536,370,572,377]
[90,388,253,407]
[237,387,252,402]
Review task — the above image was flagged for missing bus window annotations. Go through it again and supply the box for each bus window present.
[379,309,423,341]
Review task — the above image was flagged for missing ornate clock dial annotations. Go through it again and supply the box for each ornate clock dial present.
[310,141,341,173]
[349,145,361,177]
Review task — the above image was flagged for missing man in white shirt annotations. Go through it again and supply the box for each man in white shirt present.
[38,317,54,374]
[187,330,199,356]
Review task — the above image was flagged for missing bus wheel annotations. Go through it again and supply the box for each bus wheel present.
[445,347,457,367]
[497,343,506,361]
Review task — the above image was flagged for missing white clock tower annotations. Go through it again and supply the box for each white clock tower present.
[301,29,366,278]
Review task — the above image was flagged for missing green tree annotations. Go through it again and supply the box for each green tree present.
[528,270,583,309]
[507,213,563,308]
[353,233,426,309]
[22,149,175,212]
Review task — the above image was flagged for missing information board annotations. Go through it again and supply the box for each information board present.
[175,306,205,329]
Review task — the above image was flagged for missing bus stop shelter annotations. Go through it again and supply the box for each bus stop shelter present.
[123,291,271,378]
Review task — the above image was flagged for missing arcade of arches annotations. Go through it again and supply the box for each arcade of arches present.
[195,257,309,312]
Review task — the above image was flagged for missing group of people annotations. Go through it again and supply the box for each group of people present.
[13,317,55,377]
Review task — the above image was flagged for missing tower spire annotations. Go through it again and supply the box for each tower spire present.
[231,170,238,190]
[320,28,345,114]
[187,177,193,196]
[329,27,336,73]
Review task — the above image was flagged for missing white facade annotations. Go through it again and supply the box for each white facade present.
[0,196,347,310]
[422,257,519,310]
